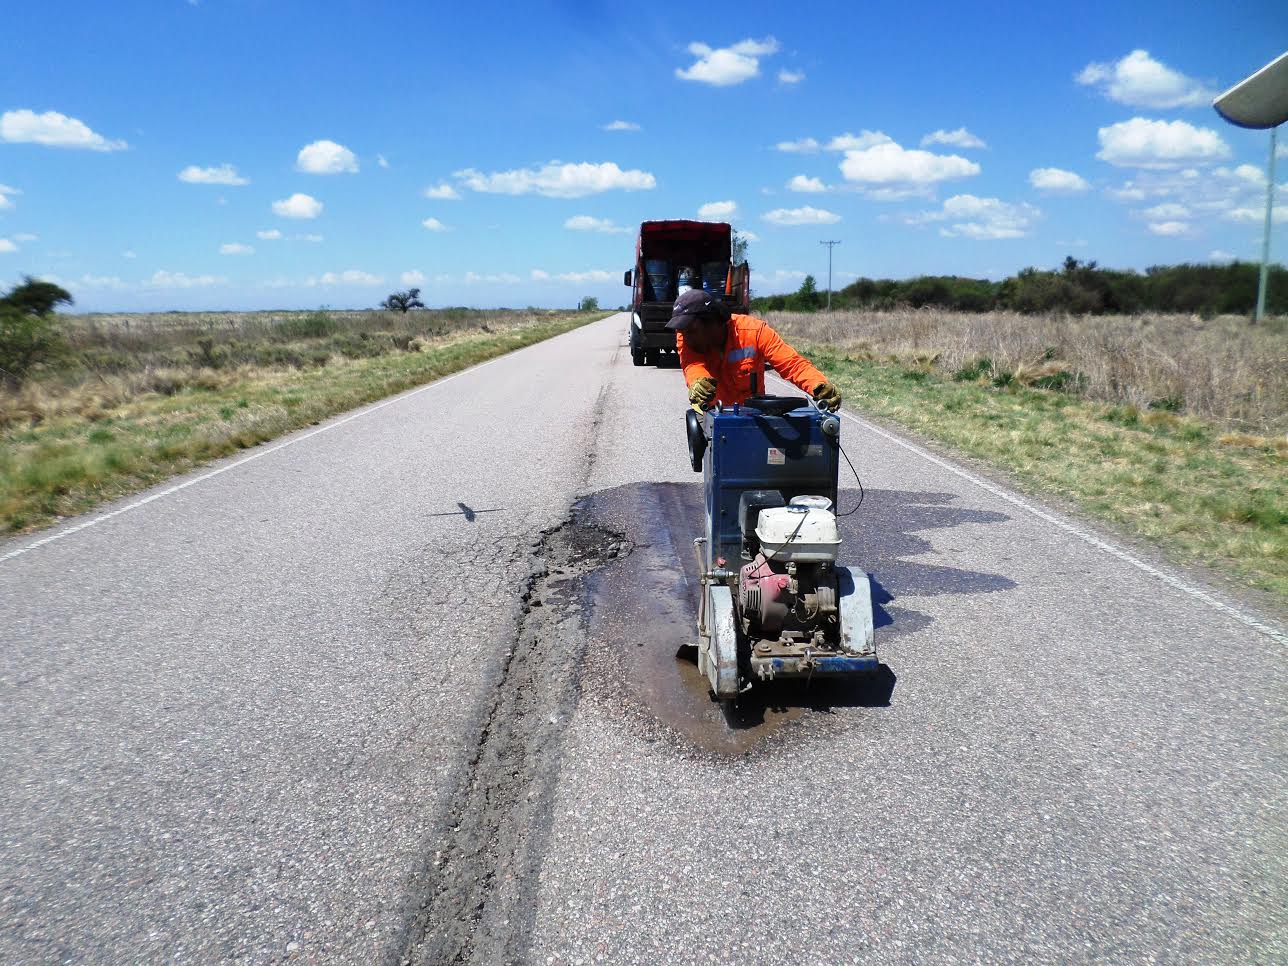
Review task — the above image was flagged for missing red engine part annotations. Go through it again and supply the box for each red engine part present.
[738,553,792,637]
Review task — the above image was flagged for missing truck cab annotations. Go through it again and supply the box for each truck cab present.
[624,220,750,367]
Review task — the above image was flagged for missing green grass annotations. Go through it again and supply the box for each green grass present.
[803,345,1288,602]
[1,315,596,534]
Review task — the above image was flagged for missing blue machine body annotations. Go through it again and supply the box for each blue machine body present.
[702,402,839,569]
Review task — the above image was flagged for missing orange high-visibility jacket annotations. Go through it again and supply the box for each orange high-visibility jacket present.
[677,314,827,407]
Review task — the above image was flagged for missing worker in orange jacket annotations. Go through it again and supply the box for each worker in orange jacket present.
[668,288,843,412]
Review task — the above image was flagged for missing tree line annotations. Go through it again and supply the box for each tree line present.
[751,258,1288,317]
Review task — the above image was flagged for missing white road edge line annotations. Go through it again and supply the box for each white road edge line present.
[767,374,1286,645]
[0,347,522,565]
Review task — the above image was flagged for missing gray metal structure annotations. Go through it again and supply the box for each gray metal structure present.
[1212,50,1288,322]
[819,239,841,310]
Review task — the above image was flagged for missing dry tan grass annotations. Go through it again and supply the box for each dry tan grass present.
[767,309,1288,433]
[0,309,572,430]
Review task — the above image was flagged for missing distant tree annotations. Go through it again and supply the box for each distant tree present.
[578,296,600,311]
[784,274,821,311]
[0,277,72,387]
[380,288,425,313]
[731,230,750,267]
[0,275,73,316]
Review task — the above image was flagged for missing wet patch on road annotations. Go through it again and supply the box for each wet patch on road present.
[575,481,1017,758]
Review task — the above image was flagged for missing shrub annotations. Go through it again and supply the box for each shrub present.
[0,307,66,387]
[276,310,337,340]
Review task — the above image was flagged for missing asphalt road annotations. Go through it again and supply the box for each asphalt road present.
[2,313,1284,964]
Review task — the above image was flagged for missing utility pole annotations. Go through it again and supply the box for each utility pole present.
[819,240,841,310]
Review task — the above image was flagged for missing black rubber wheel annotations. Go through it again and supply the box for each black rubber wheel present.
[629,328,646,366]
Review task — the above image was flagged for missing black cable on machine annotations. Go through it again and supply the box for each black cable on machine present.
[836,441,865,517]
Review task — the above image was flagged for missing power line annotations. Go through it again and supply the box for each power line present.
[819,240,841,310]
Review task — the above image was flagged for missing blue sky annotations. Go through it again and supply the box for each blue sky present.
[1,0,1284,312]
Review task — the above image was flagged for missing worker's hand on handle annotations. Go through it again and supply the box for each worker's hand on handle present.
[688,376,717,413]
[812,381,842,412]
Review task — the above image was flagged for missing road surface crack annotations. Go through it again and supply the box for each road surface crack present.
[394,514,631,966]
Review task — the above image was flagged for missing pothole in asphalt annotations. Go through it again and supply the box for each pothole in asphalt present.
[575,481,881,757]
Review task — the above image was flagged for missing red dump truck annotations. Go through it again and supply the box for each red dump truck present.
[624,220,750,366]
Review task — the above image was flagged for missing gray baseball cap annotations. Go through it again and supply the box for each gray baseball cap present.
[666,288,729,330]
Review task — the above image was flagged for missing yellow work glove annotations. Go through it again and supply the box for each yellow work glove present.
[688,376,717,412]
[812,381,842,412]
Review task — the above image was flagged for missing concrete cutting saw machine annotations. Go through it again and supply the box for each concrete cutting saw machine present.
[686,395,877,701]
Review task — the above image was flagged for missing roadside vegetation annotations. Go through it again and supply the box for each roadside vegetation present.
[0,295,602,535]
[769,308,1287,601]
[755,257,1288,318]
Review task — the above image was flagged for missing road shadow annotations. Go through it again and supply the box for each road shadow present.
[574,481,1015,756]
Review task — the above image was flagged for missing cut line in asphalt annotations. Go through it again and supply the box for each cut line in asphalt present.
[764,373,1286,646]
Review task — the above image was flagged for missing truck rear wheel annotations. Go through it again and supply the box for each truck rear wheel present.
[629,327,646,366]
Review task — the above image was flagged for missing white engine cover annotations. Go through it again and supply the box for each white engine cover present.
[755,505,841,562]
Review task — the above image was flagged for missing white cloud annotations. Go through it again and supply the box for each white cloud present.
[697,200,738,219]
[1096,118,1230,168]
[1209,250,1235,262]
[766,269,807,285]
[464,271,522,284]
[1076,50,1215,109]
[296,233,324,242]
[79,274,126,289]
[423,183,461,200]
[219,243,254,255]
[296,139,359,174]
[1105,183,1148,202]
[13,233,37,242]
[455,161,655,198]
[272,193,323,219]
[317,270,383,286]
[146,270,225,289]
[1103,166,1280,230]
[1227,163,1265,186]
[256,229,283,240]
[907,194,1039,240]
[0,183,20,209]
[400,270,425,285]
[676,37,779,86]
[603,120,640,131]
[377,154,389,168]
[121,249,136,258]
[778,69,805,85]
[826,131,892,151]
[422,217,449,232]
[839,141,981,187]
[0,109,127,151]
[530,269,550,281]
[736,230,759,242]
[564,215,630,233]
[762,206,840,226]
[556,269,614,283]
[1029,167,1090,193]
[921,128,987,149]
[1224,205,1288,223]
[775,137,820,153]
[787,175,826,193]
[1142,202,1190,220]
[0,239,17,253]
[178,164,249,185]
[1147,220,1192,237]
